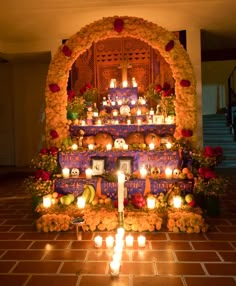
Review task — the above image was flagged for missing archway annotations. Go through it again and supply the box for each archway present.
[45,16,197,147]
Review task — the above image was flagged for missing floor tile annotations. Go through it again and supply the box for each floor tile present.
[133,276,184,286]
[156,262,204,275]
[12,261,61,273]
[60,261,107,274]
[0,275,28,286]
[151,241,192,250]
[43,249,87,260]
[1,250,45,260]
[79,275,129,286]
[25,275,79,286]
[30,240,70,249]
[184,276,236,286]
[175,251,220,261]
[204,263,236,275]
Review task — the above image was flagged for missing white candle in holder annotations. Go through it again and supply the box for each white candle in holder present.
[113,110,118,116]
[166,142,172,149]
[131,100,136,105]
[117,227,125,238]
[85,168,93,179]
[96,119,102,125]
[123,144,128,150]
[138,235,146,247]
[140,166,147,179]
[137,119,142,125]
[127,119,131,125]
[110,79,115,88]
[122,80,128,88]
[110,260,120,276]
[137,109,142,116]
[125,234,134,247]
[165,168,172,179]
[62,168,70,178]
[94,235,103,248]
[112,252,122,262]
[81,120,86,126]
[106,236,114,248]
[149,143,155,150]
[88,144,94,151]
[106,143,112,151]
[77,196,86,209]
[117,172,125,212]
[71,143,78,151]
[173,196,182,208]
[111,101,116,106]
[43,196,52,208]
[147,197,156,209]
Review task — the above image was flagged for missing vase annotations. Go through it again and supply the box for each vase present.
[205,196,220,216]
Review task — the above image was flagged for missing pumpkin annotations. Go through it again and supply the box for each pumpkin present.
[82,135,95,147]
[94,132,113,148]
[145,133,161,147]
[160,134,174,144]
[125,132,145,145]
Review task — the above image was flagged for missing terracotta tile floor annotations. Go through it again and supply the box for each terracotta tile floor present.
[0,167,236,286]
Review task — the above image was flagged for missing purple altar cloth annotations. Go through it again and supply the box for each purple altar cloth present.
[70,124,175,139]
[58,150,180,173]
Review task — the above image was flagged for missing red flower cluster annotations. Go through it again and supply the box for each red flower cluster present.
[154,83,174,97]
[114,18,124,33]
[204,146,223,158]
[40,146,58,156]
[80,83,93,95]
[180,79,191,87]
[198,167,217,179]
[62,45,72,57]
[67,90,76,102]
[49,83,60,93]
[50,130,59,139]
[181,129,193,137]
[35,170,51,181]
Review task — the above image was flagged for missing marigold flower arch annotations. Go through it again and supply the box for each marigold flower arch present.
[45,16,197,147]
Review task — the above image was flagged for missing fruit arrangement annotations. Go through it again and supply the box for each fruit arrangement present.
[131,192,146,208]
[80,184,96,204]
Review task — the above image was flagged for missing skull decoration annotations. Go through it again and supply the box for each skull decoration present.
[150,167,161,179]
[173,168,181,179]
[70,168,80,178]
[114,138,126,149]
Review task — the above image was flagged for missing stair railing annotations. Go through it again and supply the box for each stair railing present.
[227,65,236,140]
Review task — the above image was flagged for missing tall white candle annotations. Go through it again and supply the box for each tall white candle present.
[94,235,103,248]
[165,168,172,179]
[117,171,125,212]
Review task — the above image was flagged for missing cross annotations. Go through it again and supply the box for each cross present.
[118,58,132,82]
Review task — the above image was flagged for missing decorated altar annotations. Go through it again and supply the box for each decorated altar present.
[23,16,227,235]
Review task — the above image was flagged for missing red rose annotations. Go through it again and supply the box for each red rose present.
[85,83,93,90]
[35,170,51,181]
[62,45,72,57]
[49,83,60,93]
[154,84,162,93]
[50,129,59,139]
[204,146,215,157]
[165,40,175,52]
[180,79,191,87]
[204,169,217,179]
[162,89,172,97]
[181,129,193,137]
[80,86,86,94]
[40,148,48,155]
[114,18,124,33]
[67,90,76,101]
[48,146,58,155]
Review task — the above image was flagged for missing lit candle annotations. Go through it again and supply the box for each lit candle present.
[138,235,146,247]
[155,115,164,124]
[112,252,122,262]
[85,168,93,179]
[88,144,94,150]
[165,115,175,124]
[165,168,172,179]
[117,99,123,105]
[149,143,155,150]
[137,118,142,125]
[166,142,172,149]
[111,101,116,106]
[110,79,115,88]
[173,195,182,208]
[140,166,147,179]
[113,110,118,116]
[147,197,156,209]
[127,119,131,125]
[106,143,112,151]
[149,109,155,116]
[123,144,128,150]
[94,235,103,248]
[43,196,52,208]
[117,171,125,212]
[125,235,134,247]
[117,227,125,238]
[131,100,136,105]
[136,109,141,116]
[115,120,119,125]
[77,196,86,209]
[110,260,120,276]
[81,120,86,126]
[62,168,70,179]
[122,80,128,88]
[105,236,114,248]
[71,143,78,151]
[114,244,123,253]
[96,119,102,125]
[93,111,98,117]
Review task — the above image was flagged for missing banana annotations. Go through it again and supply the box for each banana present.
[87,184,96,203]
[82,185,91,203]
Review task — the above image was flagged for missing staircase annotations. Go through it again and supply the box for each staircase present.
[203,114,236,168]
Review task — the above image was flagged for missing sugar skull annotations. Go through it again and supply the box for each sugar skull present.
[114,138,126,149]
[71,168,80,178]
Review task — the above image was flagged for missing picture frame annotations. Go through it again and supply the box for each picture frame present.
[91,156,106,176]
[117,157,133,175]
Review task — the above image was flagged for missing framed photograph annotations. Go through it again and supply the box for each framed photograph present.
[91,156,106,176]
[117,157,133,175]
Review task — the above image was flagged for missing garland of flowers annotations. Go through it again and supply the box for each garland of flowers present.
[45,16,197,147]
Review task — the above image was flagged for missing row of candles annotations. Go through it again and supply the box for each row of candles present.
[76,115,174,126]
[71,141,172,151]
[94,227,146,276]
